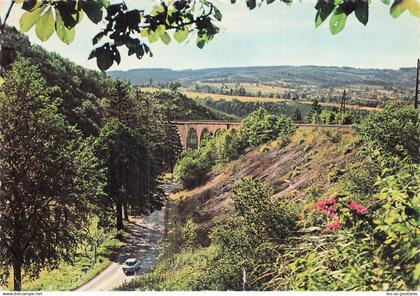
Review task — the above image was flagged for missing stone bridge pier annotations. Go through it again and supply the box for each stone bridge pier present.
[171,120,242,149]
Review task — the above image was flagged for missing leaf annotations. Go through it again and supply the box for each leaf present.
[22,0,37,11]
[156,24,166,35]
[390,0,404,17]
[19,6,44,32]
[148,32,159,43]
[382,0,391,4]
[246,0,257,9]
[315,0,335,27]
[80,0,103,24]
[126,9,141,30]
[92,31,106,45]
[213,7,222,21]
[140,29,149,38]
[96,46,114,71]
[55,11,75,44]
[355,1,369,25]
[407,0,420,17]
[196,39,206,49]
[102,0,111,8]
[160,32,171,45]
[413,262,420,281]
[112,47,121,64]
[35,8,55,41]
[174,29,188,43]
[55,2,78,28]
[329,9,347,34]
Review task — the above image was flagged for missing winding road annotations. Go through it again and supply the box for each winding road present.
[77,183,177,291]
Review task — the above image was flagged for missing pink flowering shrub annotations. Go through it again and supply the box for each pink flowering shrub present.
[315,198,337,217]
[315,194,367,232]
[326,218,341,231]
[347,201,367,214]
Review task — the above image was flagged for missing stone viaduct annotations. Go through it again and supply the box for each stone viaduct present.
[171,120,242,149]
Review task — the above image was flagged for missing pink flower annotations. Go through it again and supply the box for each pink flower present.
[326,218,341,231]
[347,201,367,214]
[315,198,337,217]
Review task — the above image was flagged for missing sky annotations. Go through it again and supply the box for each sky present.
[1,0,419,71]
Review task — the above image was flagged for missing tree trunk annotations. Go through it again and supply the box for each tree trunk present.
[123,201,130,222]
[116,198,123,231]
[13,258,22,291]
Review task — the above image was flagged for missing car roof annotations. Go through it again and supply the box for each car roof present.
[125,258,138,263]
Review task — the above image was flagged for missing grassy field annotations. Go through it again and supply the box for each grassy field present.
[195,81,293,95]
[3,218,134,291]
[138,87,378,111]
[182,90,379,111]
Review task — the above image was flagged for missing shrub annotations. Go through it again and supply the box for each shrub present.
[335,112,353,124]
[356,103,419,162]
[232,178,300,243]
[181,219,200,249]
[239,108,295,147]
[173,154,207,188]
[214,128,243,163]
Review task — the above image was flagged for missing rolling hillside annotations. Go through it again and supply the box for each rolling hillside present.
[108,65,415,89]
[108,65,416,108]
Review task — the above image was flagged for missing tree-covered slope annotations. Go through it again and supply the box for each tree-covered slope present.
[1,26,232,136]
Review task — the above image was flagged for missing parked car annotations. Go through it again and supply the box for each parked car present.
[122,258,141,275]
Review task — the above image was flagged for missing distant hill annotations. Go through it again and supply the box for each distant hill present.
[108,65,416,89]
[108,65,416,107]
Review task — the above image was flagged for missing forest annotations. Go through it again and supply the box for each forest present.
[0,26,231,291]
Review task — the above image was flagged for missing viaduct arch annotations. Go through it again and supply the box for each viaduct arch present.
[171,120,242,149]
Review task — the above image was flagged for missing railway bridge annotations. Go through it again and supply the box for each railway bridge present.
[171,120,352,150]
[171,120,242,149]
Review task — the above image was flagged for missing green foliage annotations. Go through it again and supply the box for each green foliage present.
[0,57,104,290]
[181,219,200,249]
[314,0,418,34]
[232,178,299,243]
[214,129,243,163]
[307,99,322,122]
[3,27,113,136]
[94,120,163,230]
[14,0,222,71]
[293,108,303,122]
[356,103,419,162]
[344,162,381,201]
[239,108,295,147]
[174,150,208,189]
[205,179,299,290]
[372,163,420,288]
[335,112,353,124]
